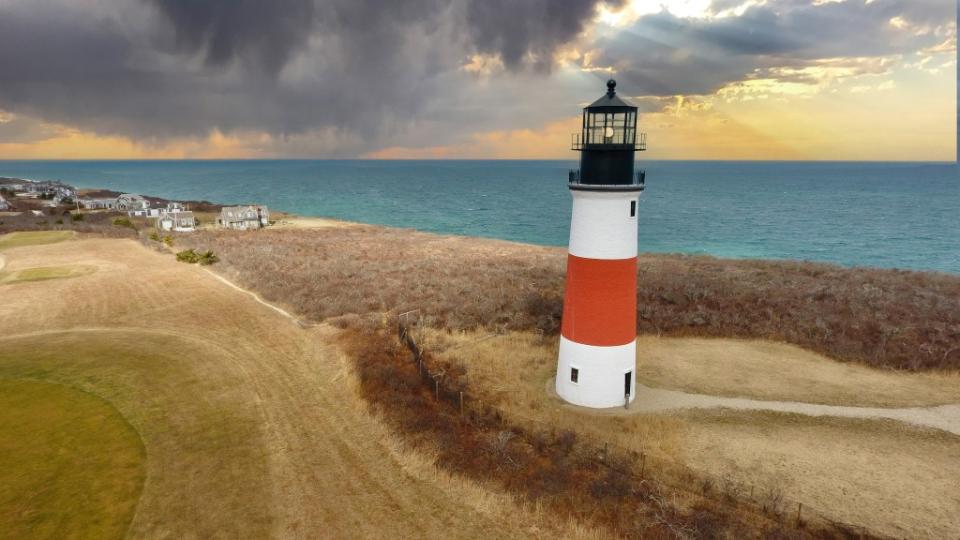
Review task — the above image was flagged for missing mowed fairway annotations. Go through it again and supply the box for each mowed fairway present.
[0,231,75,251]
[0,379,145,540]
[0,237,584,539]
[0,265,97,284]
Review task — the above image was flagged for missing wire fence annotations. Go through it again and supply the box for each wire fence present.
[396,311,504,425]
[392,310,853,534]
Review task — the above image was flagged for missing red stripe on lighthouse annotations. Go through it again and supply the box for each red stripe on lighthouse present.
[560,254,637,347]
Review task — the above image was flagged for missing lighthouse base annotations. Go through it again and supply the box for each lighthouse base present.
[555,336,636,408]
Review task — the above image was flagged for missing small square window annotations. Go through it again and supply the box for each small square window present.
[630,201,637,217]
[571,367,579,383]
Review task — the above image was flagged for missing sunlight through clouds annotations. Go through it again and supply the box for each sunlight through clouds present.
[0,0,954,160]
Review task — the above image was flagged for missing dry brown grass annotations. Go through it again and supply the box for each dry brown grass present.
[0,236,610,539]
[0,211,138,239]
[634,336,960,407]
[177,226,960,371]
[429,328,960,539]
[340,323,854,539]
[678,411,960,540]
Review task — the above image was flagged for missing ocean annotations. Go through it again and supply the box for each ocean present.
[1,160,957,274]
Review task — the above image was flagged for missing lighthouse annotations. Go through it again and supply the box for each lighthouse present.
[556,79,646,409]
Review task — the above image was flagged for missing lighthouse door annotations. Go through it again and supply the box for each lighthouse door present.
[624,371,632,398]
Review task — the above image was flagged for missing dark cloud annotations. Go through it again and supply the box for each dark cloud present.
[148,0,317,73]
[464,0,621,69]
[0,0,952,155]
[0,0,616,153]
[594,0,954,97]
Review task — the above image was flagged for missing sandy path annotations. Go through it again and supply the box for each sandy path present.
[202,268,306,324]
[613,384,960,436]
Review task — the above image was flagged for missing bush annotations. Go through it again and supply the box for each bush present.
[149,232,160,242]
[176,249,199,263]
[112,217,135,230]
[175,249,218,265]
[197,251,219,265]
[163,235,173,247]
[71,213,84,222]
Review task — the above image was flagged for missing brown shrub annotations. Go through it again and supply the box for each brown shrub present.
[0,211,138,239]
[178,226,960,371]
[339,321,870,539]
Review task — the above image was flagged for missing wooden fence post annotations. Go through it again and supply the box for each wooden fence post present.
[459,392,464,416]
[796,502,802,525]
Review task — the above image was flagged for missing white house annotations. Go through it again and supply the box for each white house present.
[79,198,117,210]
[0,194,9,210]
[218,205,269,230]
[117,193,149,212]
[132,201,187,218]
[156,210,196,232]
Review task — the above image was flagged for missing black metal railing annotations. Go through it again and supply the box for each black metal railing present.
[569,169,646,190]
[571,132,646,151]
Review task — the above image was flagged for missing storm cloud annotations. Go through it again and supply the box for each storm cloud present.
[0,0,620,151]
[149,0,318,73]
[593,0,954,97]
[0,0,953,155]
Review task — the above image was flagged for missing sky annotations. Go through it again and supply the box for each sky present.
[0,0,955,161]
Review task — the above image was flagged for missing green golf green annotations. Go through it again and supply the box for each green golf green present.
[0,379,145,540]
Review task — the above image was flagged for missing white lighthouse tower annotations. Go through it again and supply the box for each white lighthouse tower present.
[556,79,646,409]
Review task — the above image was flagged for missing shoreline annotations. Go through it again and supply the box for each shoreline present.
[2,173,958,276]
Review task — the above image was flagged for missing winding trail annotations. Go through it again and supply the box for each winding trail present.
[203,268,302,323]
[624,384,960,436]
[550,378,960,437]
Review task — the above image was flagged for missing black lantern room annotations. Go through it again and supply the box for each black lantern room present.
[570,80,646,189]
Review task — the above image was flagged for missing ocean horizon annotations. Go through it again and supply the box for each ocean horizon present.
[2,159,957,274]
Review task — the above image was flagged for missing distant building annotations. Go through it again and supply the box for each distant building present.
[0,194,9,210]
[15,180,75,201]
[116,193,149,212]
[218,205,269,230]
[79,198,117,210]
[156,210,196,232]
[132,201,187,218]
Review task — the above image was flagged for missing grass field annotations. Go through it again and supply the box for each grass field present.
[0,231,75,250]
[0,236,593,539]
[165,226,960,538]
[634,336,960,407]
[426,328,960,538]
[0,379,145,540]
[4,227,959,538]
[178,226,960,371]
[0,265,96,285]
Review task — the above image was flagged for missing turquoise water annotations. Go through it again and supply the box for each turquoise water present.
[1,160,957,273]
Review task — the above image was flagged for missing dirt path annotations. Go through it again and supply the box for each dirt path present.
[603,384,960,436]
[202,268,307,324]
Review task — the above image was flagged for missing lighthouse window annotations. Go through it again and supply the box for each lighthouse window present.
[570,367,579,384]
[630,201,636,217]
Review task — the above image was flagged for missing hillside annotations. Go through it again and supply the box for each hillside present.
[177,225,960,372]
